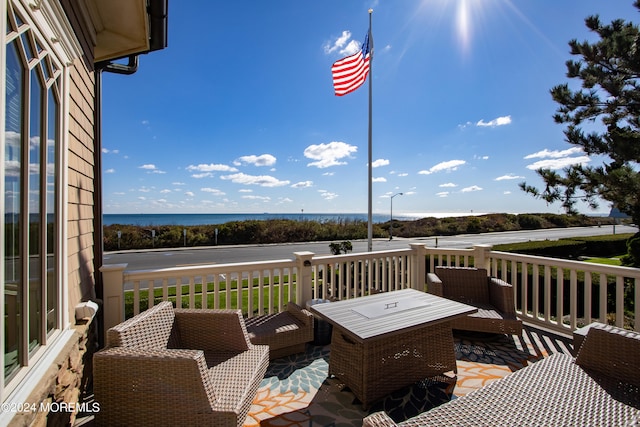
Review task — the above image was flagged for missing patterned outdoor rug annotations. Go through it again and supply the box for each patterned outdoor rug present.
[245,329,565,426]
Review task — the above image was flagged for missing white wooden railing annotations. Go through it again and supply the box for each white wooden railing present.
[100,243,639,342]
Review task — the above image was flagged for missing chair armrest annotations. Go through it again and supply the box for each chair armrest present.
[363,411,399,427]
[576,324,640,387]
[426,273,443,296]
[488,277,516,315]
[287,302,314,327]
[94,347,219,410]
[174,309,252,352]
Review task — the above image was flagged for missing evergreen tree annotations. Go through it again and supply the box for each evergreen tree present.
[520,2,640,226]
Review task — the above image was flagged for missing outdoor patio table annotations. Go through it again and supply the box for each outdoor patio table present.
[308,288,477,408]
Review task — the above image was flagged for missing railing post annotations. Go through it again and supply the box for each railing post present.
[473,244,492,272]
[294,251,315,304]
[99,263,128,343]
[409,243,427,291]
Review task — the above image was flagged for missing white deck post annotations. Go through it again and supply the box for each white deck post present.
[473,244,493,272]
[100,263,128,342]
[294,251,315,304]
[409,243,427,291]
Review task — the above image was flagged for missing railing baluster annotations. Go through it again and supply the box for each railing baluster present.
[544,265,551,323]
[133,280,140,315]
[599,273,607,324]
[616,275,624,327]
[556,268,564,328]
[532,263,539,321]
[162,278,168,304]
[189,276,195,308]
[570,269,578,330]
[258,270,265,315]
[584,271,592,325]
[213,274,219,309]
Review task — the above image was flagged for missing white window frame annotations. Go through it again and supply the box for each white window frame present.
[1,0,81,418]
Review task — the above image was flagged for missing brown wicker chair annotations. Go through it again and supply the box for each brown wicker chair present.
[245,302,314,359]
[427,266,522,335]
[93,301,269,427]
[363,324,640,426]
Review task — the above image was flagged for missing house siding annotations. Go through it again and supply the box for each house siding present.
[67,57,98,314]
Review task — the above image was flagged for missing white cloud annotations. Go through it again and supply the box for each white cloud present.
[476,115,512,127]
[291,181,313,189]
[102,148,119,154]
[396,172,408,177]
[439,182,457,188]
[324,30,362,56]
[319,190,338,200]
[304,141,357,168]
[185,191,195,197]
[373,177,387,182]
[220,172,290,187]
[234,154,277,167]
[172,182,186,186]
[242,195,270,201]
[324,30,351,54]
[372,158,390,168]
[436,192,449,197]
[461,185,483,192]
[495,174,524,181]
[239,189,253,193]
[524,146,590,170]
[138,164,165,174]
[526,156,591,170]
[191,173,214,179]
[418,160,466,175]
[186,163,238,173]
[524,147,584,159]
[201,188,226,196]
[160,189,172,193]
[105,168,115,174]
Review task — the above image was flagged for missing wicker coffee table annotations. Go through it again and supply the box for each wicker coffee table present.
[308,289,476,408]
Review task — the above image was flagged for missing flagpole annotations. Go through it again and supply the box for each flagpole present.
[367,8,373,252]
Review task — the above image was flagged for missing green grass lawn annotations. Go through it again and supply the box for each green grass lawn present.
[583,256,624,266]
[124,275,296,318]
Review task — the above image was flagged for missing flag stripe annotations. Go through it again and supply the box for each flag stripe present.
[331,32,371,96]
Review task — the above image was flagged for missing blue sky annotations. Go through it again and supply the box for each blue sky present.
[101,0,637,217]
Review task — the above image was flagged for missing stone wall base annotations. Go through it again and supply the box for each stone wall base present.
[8,318,98,427]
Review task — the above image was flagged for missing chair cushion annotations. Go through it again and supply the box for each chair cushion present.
[435,267,491,305]
[245,312,302,345]
[107,301,178,349]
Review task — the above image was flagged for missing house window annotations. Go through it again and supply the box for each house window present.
[3,0,61,384]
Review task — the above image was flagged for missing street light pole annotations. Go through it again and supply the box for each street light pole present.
[389,192,403,240]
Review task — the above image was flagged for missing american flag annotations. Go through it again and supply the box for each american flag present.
[331,32,372,96]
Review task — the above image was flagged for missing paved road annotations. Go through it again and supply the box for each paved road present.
[102,224,638,271]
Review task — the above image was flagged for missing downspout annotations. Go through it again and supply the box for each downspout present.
[93,55,138,347]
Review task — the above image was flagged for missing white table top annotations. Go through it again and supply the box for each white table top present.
[308,289,477,342]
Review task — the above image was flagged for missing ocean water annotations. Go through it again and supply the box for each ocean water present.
[102,212,478,227]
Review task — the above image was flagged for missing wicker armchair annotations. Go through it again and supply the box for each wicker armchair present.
[93,301,269,427]
[363,324,640,426]
[245,302,314,359]
[427,266,522,335]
